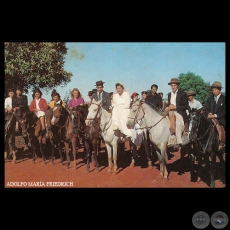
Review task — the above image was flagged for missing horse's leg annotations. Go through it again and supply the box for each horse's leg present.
[129,140,137,168]
[105,143,113,174]
[209,151,216,188]
[188,144,195,181]
[38,136,45,163]
[178,145,186,175]
[64,142,71,168]
[217,151,225,186]
[92,137,100,172]
[57,141,63,164]
[112,141,118,175]
[143,136,152,169]
[84,138,91,173]
[49,139,55,164]
[71,136,77,169]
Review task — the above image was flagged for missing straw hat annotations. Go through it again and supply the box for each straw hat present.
[211,81,222,89]
[187,90,196,96]
[168,78,180,85]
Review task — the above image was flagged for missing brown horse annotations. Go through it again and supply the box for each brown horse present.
[50,103,79,168]
[20,110,47,164]
[4,111,16,163]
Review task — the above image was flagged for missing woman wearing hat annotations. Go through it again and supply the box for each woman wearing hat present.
[187,90,203,111]
[12,86,28,132]
[165,78,189,147]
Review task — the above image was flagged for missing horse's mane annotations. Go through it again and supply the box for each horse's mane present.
[140,100,164,116]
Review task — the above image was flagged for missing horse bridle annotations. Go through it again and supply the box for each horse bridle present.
[85,103,111,132]
[128,101,167,130]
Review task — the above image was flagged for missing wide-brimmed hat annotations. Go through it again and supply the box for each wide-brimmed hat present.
[88,91,93,96]
[168,78,180,85]
[131,92,139,98]
[187,90,196,96]
[211,81,222,89]
[95,80,105,86]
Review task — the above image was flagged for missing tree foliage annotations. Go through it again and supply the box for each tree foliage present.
[177,72,212,105]
[4,42,73,96]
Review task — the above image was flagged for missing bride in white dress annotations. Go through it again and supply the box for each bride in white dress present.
[112,82,142,148]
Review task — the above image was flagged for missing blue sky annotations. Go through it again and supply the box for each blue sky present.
[27,42,225,104]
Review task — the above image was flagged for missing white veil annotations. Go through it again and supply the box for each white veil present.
[113,82,126,94]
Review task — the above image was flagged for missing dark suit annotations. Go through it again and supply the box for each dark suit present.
[168,90,189,124]
[145,93,163,110]
[12,95,28,111]
[204,94,225,128]
[92,90,111,111]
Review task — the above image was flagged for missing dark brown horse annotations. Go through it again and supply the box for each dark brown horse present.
[49,103,79,168]
[20,110,47,164]
[4,111,16,163]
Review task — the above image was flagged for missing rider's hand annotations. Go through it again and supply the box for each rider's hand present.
[169,104,176,110]
[207,113,215,119]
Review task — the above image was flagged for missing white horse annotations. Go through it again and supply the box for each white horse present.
[85,99,140,175]
[126,99,171,181]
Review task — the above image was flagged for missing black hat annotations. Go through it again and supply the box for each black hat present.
[95,80,105,86]
[88,91,93,96]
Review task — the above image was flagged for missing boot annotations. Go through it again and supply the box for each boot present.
[167,134,176,147]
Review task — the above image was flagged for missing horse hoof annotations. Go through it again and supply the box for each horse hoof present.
[129,163,135,168]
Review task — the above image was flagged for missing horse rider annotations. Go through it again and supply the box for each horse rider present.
[145,84,163,111]
[164,78,189,148]
[112,82,142,149]
[131,92,139,103]
[92,80,111,111]
[12,86,28,132]
[204,81,225,150]
[29,88,49,132]
[49,89,66,109]
[141,91,148,101]
[187,90,203,111]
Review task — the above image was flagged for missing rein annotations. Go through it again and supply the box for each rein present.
[86,103,112,133]
[128,102,168,130]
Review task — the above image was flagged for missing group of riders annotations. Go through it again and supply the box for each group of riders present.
[4,78,226,155]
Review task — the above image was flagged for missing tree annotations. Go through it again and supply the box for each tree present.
[4,42,73,97]
[177,72,212,105]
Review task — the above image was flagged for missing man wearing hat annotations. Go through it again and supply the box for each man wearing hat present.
[145,84,163,110]
[204,81,225,149]
[92,80,111,111]
[187,90,203,111]
[165,78,189,147]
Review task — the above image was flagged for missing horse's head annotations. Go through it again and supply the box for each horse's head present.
[45,107,53,129]
[188,108,202,142]
[19,111,32,136]
[127,99,144,129]
[51,103,63,126]
[85,99,101,126]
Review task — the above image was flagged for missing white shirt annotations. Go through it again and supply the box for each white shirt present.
[188,99,203,110]
[5,97,13,109]
[97,91,103,100]
[170,90,178,106]
[214,93,221,104]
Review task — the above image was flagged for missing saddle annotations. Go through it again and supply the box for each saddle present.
[212,118,226,150]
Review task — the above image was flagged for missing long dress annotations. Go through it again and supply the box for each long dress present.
[112,91,142,146]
